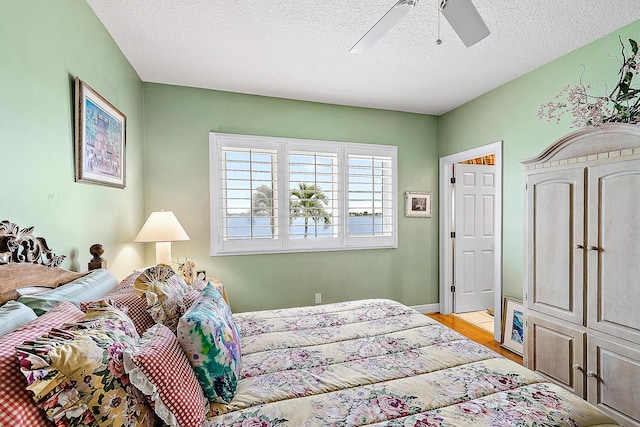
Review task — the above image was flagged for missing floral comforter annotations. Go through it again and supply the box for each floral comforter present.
[204,299,618,427]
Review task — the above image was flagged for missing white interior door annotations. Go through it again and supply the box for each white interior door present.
[453,163,496,313]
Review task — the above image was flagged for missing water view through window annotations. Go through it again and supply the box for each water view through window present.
[225,215,384,239]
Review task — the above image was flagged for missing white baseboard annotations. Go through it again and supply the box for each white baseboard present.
[411,303,440,314]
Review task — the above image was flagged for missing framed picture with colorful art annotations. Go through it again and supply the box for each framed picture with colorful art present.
[501,297,524,356]
[74,77,126,188]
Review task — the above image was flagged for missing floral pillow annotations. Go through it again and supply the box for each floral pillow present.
[0,301,84,427]
[134,264,191,332]
[16,302,156,427]
[124,324,209,427]
[177,282,242,404]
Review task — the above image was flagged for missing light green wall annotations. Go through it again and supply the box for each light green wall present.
[6,2,636,313]
[142,84,439,312]
[0,0,145,278]
[439,20,640,299]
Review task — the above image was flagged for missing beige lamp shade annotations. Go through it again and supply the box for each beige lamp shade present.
[135,211,189,265]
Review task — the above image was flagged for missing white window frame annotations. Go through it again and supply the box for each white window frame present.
[210,132,397,256]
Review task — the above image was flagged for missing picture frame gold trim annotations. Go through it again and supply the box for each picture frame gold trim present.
[74,77,126,188]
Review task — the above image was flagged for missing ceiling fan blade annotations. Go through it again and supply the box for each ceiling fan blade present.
[350,0,419,54]
[440,0,489,47]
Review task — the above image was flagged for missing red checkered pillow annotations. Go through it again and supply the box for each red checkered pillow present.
[83,285,155,336]
[0,301,84,427]
[124,324,208,427]
[183,287,203,310]
[119,269,144,287]
[81,271,154,336]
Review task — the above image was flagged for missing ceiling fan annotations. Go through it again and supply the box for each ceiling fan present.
[350,0,490,54]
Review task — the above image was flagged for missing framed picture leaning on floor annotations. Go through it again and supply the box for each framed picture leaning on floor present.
[501,297,524,355]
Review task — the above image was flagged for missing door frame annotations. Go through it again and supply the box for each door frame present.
[439,141,503,341]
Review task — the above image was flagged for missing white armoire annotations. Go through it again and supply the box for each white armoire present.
[522,123,640,427]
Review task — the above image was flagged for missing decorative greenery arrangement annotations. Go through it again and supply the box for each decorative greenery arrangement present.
[538,37,640,128]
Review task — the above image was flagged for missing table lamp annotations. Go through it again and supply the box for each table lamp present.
[134,211,190,265]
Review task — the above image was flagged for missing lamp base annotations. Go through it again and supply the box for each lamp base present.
[155,241,172,265]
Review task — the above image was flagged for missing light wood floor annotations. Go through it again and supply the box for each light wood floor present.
[426,312,523,365]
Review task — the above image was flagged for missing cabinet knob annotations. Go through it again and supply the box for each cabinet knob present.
[586,371,598,378]
[576,244,584,249]
[588,245,600,251]
[572,364,583,371]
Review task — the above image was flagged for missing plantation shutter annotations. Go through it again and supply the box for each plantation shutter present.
[347,153,394,238]
[210,132,397,255]
[288,150,339,240]
[220,146,278,241]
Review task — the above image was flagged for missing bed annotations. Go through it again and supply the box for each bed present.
[0,220,620,427]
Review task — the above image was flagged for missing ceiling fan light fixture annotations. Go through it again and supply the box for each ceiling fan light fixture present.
[439,0,490,47]
[349,0,419,54]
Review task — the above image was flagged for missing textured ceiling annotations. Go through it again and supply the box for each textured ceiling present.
[87,1,640,115]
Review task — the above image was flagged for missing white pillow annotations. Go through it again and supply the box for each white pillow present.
[0,301,37,335]
[16,286,54,297]
[18,269,119,315]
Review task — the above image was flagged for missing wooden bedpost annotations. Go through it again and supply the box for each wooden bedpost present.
[88,244,107,270]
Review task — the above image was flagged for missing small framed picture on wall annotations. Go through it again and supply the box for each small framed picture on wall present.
[74,77,127,188]
[501,297,524,356]
[405,192,432,217]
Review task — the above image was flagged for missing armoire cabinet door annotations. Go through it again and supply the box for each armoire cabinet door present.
[587,334,640,427]
[587,159,640,345]
[525,313,586,397]
[526,168,585,325]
